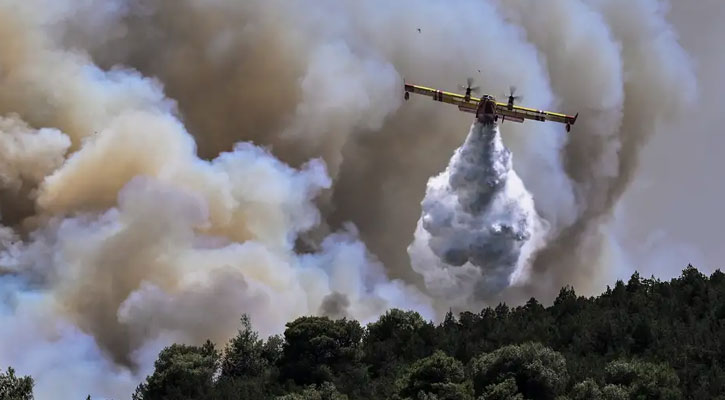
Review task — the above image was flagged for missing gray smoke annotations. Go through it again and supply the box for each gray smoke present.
[319,291,351,320]
[608,0,725,281]
[408,121,547,308]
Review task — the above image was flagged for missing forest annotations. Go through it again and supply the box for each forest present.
[3,264,725,400]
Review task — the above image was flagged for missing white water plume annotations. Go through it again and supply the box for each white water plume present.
[408,121,547,307]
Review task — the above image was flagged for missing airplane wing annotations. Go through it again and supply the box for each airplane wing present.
[495,102,578,126]
[404,83,480,114]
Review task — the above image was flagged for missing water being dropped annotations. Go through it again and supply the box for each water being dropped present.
[409,121,548,302]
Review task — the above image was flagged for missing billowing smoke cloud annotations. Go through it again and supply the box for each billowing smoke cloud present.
[492,0,698,302]
[408,122,547,307]
[0,1,434,398]
[0,0,709,398]
[0,114,70,225]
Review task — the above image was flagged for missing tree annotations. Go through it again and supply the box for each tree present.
[364,309,437,398]
[469,342,568,400]
[396,351,473,400]
[0,367,34,400]
[364,309,436,374]
[262,334,284,366]
[214,315,285,399]
[630,319,654,355]
[604,359,681,399]
[626,272,643,293]
[276,382,348,400]
[569,379,602,400]
[221,314,267,378]
[479,377,523,400]
[279,316,367,396]
[132,340,220,400]
[600,384,629,400]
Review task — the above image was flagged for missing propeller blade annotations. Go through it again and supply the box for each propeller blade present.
[467,77,474,87]
[470,86,481,94]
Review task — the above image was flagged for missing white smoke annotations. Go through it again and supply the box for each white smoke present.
[0,115,70,193]
[0,2,434,398]
[1,136,434,398]
[408,121,548,308]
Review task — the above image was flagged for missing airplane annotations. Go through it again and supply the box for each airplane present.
[403,78,578,132]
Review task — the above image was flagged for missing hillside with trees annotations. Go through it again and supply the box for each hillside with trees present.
[4,265,725,399]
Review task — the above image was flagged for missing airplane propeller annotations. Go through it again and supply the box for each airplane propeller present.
[458,77,480,95]
[504,86,523,104]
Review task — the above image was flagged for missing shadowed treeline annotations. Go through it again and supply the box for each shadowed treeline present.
[6,264,725,399]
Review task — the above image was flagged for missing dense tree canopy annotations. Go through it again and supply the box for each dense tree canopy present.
[395,350,472,400]
[132,340,220,400]
[469,342,568,399]
[0,367,33,400]
[7,265,725,399]
[279,316,368,396]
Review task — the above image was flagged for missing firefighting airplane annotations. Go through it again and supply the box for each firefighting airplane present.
[404,78,578,132]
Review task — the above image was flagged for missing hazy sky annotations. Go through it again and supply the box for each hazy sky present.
[611,0,725,282]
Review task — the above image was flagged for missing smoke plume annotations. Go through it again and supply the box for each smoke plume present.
[408,121,547,308]
[0,0,710,398]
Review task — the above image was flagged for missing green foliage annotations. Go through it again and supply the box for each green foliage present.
[479,377,523,400]
[213,375,269,400]
[604,359,681,399]
[276,382,348,400]
[132,340,220,400]
[438,266,725,398]
[0,367,34,400]
[469,342,568,400]
[221,314,268,378]
[600,384,629,400]
[280,316,368,397]
[216,315,284,399]
[363,309,438,398]
[363,309,436,373]
[396,350,473,400]
[570,378,602,400]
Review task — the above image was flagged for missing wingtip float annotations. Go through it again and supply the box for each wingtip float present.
[403,79,578,132]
